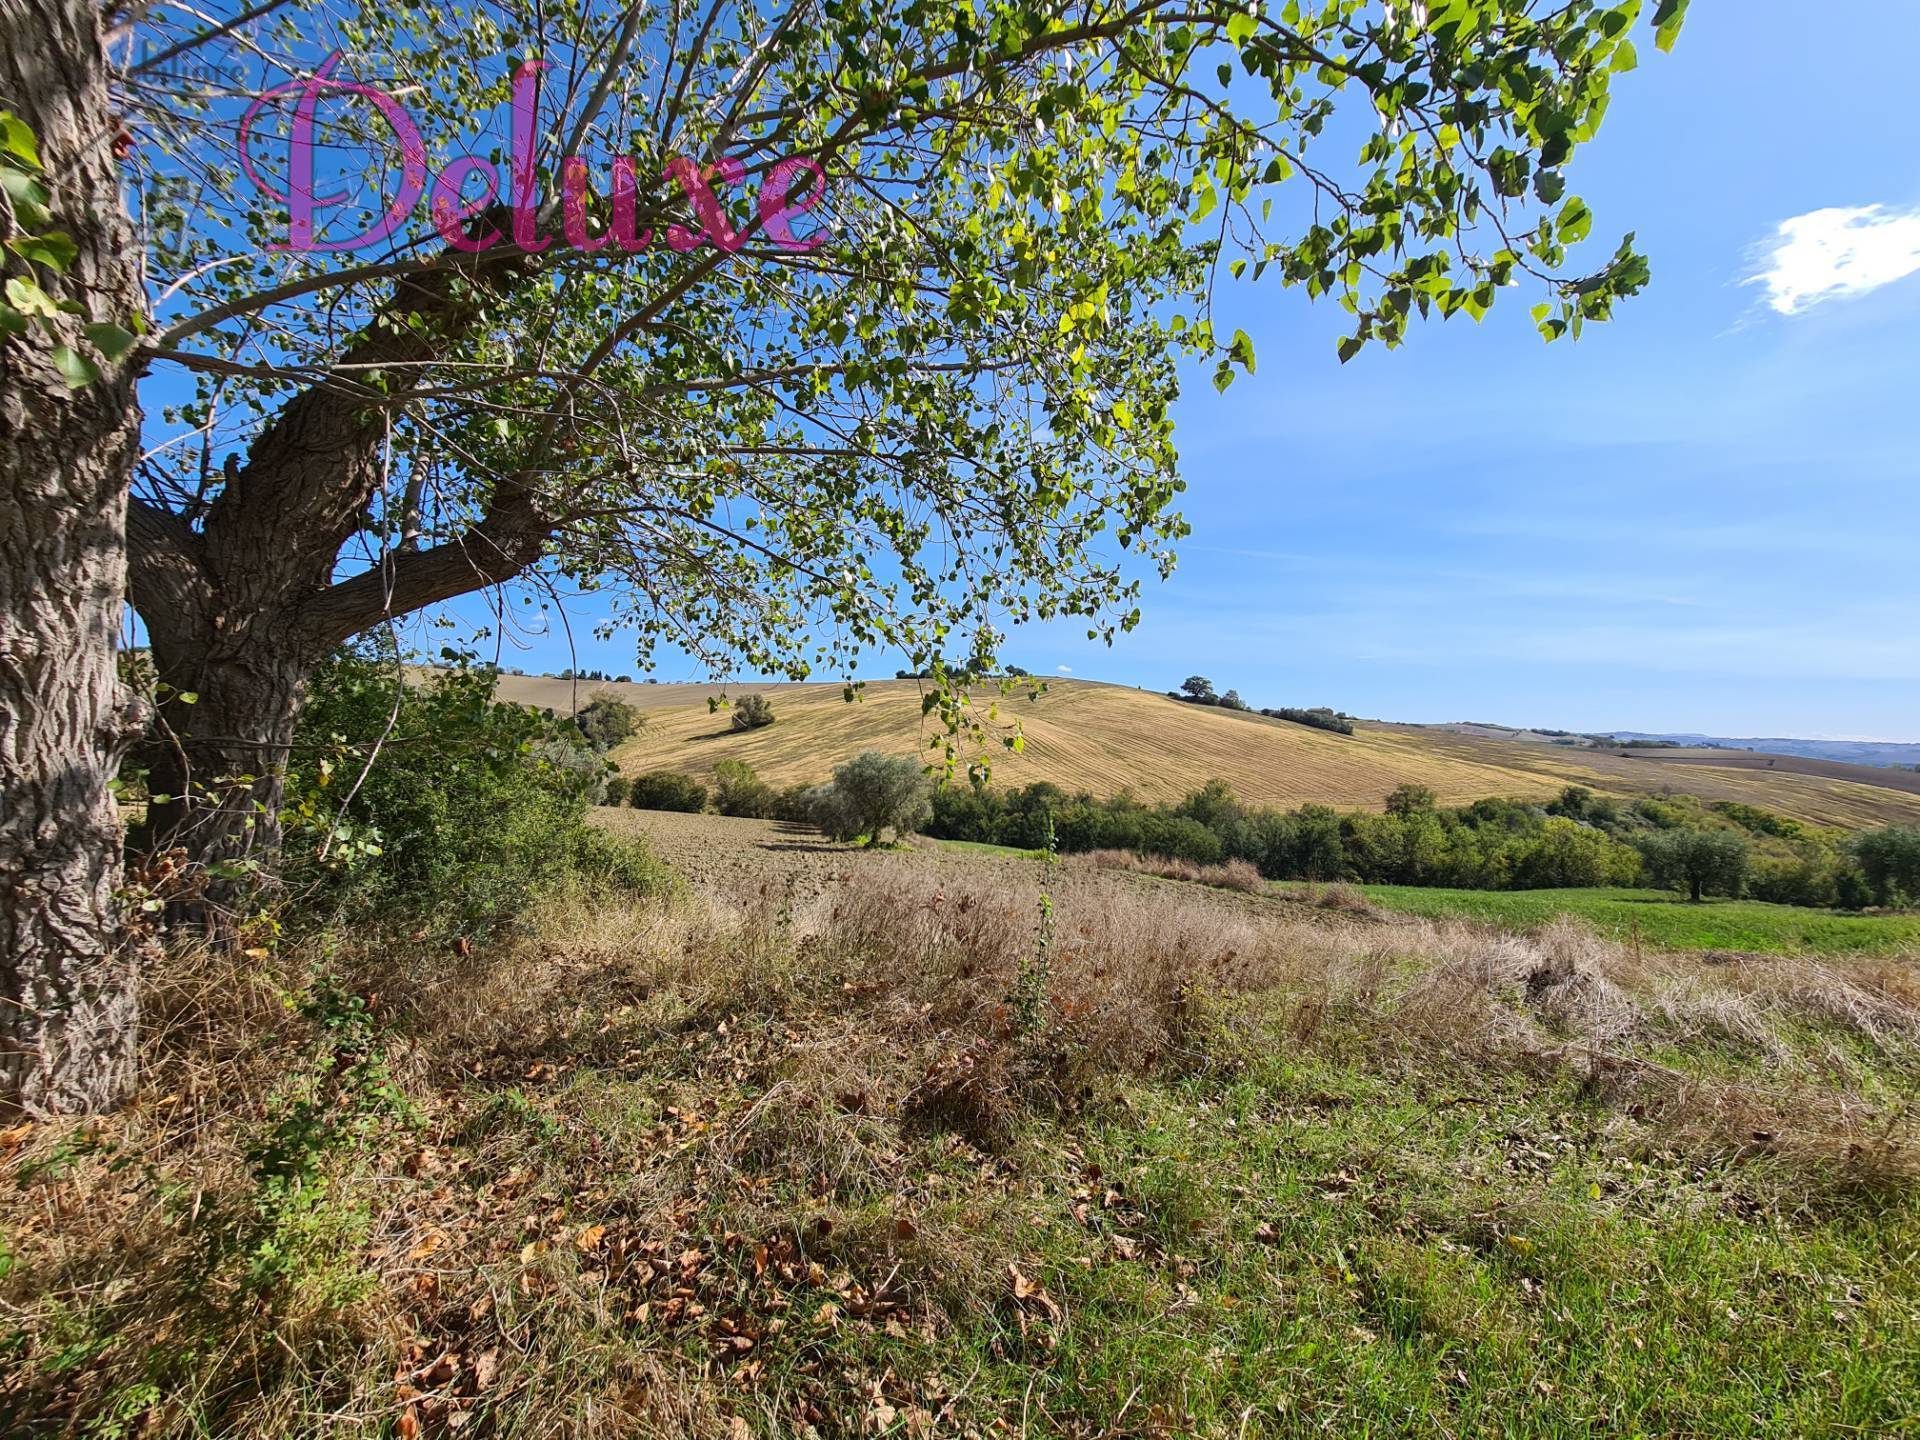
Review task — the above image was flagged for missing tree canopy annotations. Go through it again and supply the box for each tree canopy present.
[112,0,1678,739]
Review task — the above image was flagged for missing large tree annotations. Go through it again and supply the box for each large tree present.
[2,0,150,1112]
[1,0,1685,1110]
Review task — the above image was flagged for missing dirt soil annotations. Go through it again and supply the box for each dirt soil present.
[592,808,1010,911]
[591,806,1381,936]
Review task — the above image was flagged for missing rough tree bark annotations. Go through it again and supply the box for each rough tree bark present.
[1,0,148,1113]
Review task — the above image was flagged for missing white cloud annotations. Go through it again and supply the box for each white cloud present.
[1748,204,1920,315]
[1055,665,1073,674]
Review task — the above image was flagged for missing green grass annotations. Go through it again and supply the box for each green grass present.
[936,837,1047,860]
[919,1056,1920,1438]
[1306,883,1920,956]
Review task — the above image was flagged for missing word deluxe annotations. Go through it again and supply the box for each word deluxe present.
[239,56,824,255]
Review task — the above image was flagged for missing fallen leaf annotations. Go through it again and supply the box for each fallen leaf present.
[1008,1264,1062,1321]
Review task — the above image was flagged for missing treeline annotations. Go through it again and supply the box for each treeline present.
[1167,676,1355,734]
[894,666,1030,679]
[923,777,1920,910]
[613,755,932,845]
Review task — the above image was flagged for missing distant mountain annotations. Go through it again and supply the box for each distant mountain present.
[1609,733,1920,771]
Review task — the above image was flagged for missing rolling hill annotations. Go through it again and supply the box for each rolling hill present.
[1610,732,1920,770]
[485,674,1920,829]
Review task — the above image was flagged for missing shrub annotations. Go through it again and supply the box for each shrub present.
[1175,778,1242,830]
[1710,800,1803,840]
[601,775,631,807]
[284,648,662,935]
[1548,785,1595,821]
[813,751,932,846]
[1136,813,1223,866]
[629,770,709,812]
[1384,783,1438,818]
[712,758,776,818]
[770,782,819,824]
[1851,825,1920,907]
[573,692,642,749]
[730,693,776,731]
[1510,817,1642,889]
[1747,850,1842,908]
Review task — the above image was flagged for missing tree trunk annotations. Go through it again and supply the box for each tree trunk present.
[142,643,311,912]
[0,0,148,1113]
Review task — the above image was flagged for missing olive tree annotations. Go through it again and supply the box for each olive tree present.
[813,751,933,845]
[1639,828,1749,904]
[2,0,1686,1110]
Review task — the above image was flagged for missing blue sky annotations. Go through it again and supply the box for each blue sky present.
[443,5,1920,737]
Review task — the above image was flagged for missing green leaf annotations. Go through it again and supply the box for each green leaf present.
[1557,196,1593,245]
[1336,335,1365,364]
[6,231,76,271]
[0,165,50,224]
[4,275,57,318]
[49,345,100,388]
[84,321,138,361]
[1653,0,1689,53]
[1225,10,1256,47]
[0,111,40,169]
[1228,328,1256,374]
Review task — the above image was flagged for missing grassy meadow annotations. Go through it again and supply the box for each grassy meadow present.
[7,814,1919,1437]
[1291,883,1920,958]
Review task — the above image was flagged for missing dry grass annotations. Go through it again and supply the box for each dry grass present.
[1076,848,1264,893]
[481,673,1920,827]
[7,858,1920,1435]
[1293,879,1385,917]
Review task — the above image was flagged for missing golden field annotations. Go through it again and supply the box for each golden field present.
[485,674,1920,828]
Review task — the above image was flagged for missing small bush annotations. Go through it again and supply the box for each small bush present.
[284,647,664,936]
[573,692,643,749]
[770,782,819,823]
[601,775,631,807]
[730,693,776,731]
[628,770,708,812]
[712,758,775,818]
